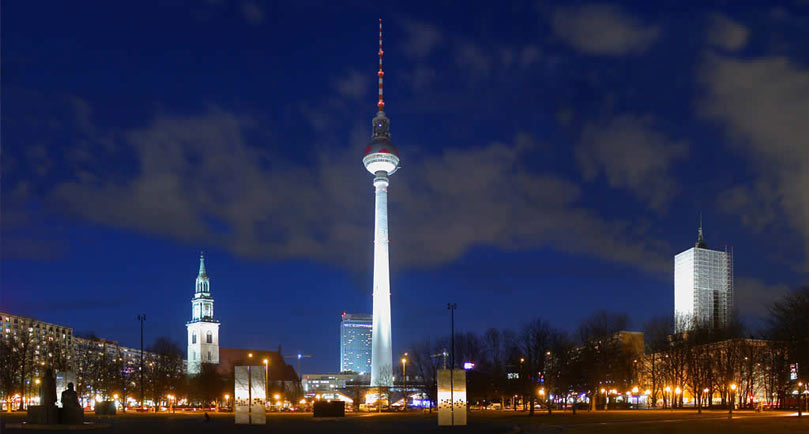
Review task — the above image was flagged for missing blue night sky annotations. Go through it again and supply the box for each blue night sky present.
[2,1,808,373]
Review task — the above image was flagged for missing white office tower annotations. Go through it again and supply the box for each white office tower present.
[674,224,734,333]
[186,252,220,374]
[364,19,399,388]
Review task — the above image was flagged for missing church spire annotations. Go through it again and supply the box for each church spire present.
[198,250,207,278]
[696,214,707,248]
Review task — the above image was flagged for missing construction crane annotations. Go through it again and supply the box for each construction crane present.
[430,349,449,370]
[284,351,311,378]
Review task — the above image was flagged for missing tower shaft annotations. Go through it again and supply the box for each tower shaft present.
[370,174,393,387]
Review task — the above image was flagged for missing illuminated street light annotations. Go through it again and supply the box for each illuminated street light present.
[729,384,737,417]
[401,354,408,410]
[631,386,639,394]
[263,359,269,404]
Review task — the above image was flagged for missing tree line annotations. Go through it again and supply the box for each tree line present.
[408,285,809,413]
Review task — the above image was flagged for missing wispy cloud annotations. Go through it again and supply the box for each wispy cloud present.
[706,14,749,51]
[401,19,443,59]
[551,4,660,55]
[698,53,809,270]
[15,104,672,275]
[241,1,263,26]
[576,114,688,211]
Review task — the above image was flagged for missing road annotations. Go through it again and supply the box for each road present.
[1,409,806,433]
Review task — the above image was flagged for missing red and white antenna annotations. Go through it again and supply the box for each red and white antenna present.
[377,18,385,112]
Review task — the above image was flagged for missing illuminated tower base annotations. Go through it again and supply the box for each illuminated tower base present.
[370,173,393,387]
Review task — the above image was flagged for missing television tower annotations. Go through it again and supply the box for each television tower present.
[364,19,399,388]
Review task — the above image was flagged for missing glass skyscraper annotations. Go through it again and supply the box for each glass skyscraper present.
[674,225,733,333]
[340,313,372,374]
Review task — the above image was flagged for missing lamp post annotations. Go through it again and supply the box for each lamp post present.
[401,354,408,411]
[137,314,146,409]
[729,383,737,418]
[448,302,457,424]
[799,382,803,417]
[675,387,681,409]
[264,359,269,406]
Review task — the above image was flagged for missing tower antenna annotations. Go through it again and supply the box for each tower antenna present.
[377,18,385,112]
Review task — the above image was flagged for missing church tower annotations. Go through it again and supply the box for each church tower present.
[186,251,220,374]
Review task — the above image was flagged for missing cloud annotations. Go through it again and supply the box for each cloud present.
[333,70,368,100]
[455,43,492,78]
[735,276,791,319]
[241,1,263,26]
[551,4,660,55]
[32,107,671,275]
[698,53,809,270]
[707,14,749,51]
[401,20,443,59]
[576,114,688,211]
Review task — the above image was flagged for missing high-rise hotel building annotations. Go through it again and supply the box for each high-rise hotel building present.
[340,313,372,374]
[674,224,734,333]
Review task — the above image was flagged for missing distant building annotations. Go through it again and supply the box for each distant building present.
[72,335,160,405]
[187,252,220,374]
[301,372,368,393]
[674,223,734,332]
[0,312,75,379]
[340,313,372,374]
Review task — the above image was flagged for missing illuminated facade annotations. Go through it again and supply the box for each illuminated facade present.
[364,20,399,388]
[340,313,372,374]
[186,252,220,374]
[674,225,733,332]
[0,312,75,386]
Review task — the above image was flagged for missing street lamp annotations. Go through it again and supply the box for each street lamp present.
[729,383,737,417]
[799,382,804,417]
[224,394,229,410]
[263,359,269,405]
[675,387,681,409]
[401,353,408,411]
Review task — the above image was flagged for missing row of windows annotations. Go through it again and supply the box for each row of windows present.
[191,331,214,344]
[191,350,214,361]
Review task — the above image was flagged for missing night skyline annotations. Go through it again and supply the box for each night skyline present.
[2,1,808,374]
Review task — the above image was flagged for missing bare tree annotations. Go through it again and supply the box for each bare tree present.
[642,316,671,407]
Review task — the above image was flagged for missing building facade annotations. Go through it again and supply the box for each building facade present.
[186,252,220,374]
[674,225,733,332]
[340,313,372,374]
[0,312,75,406]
